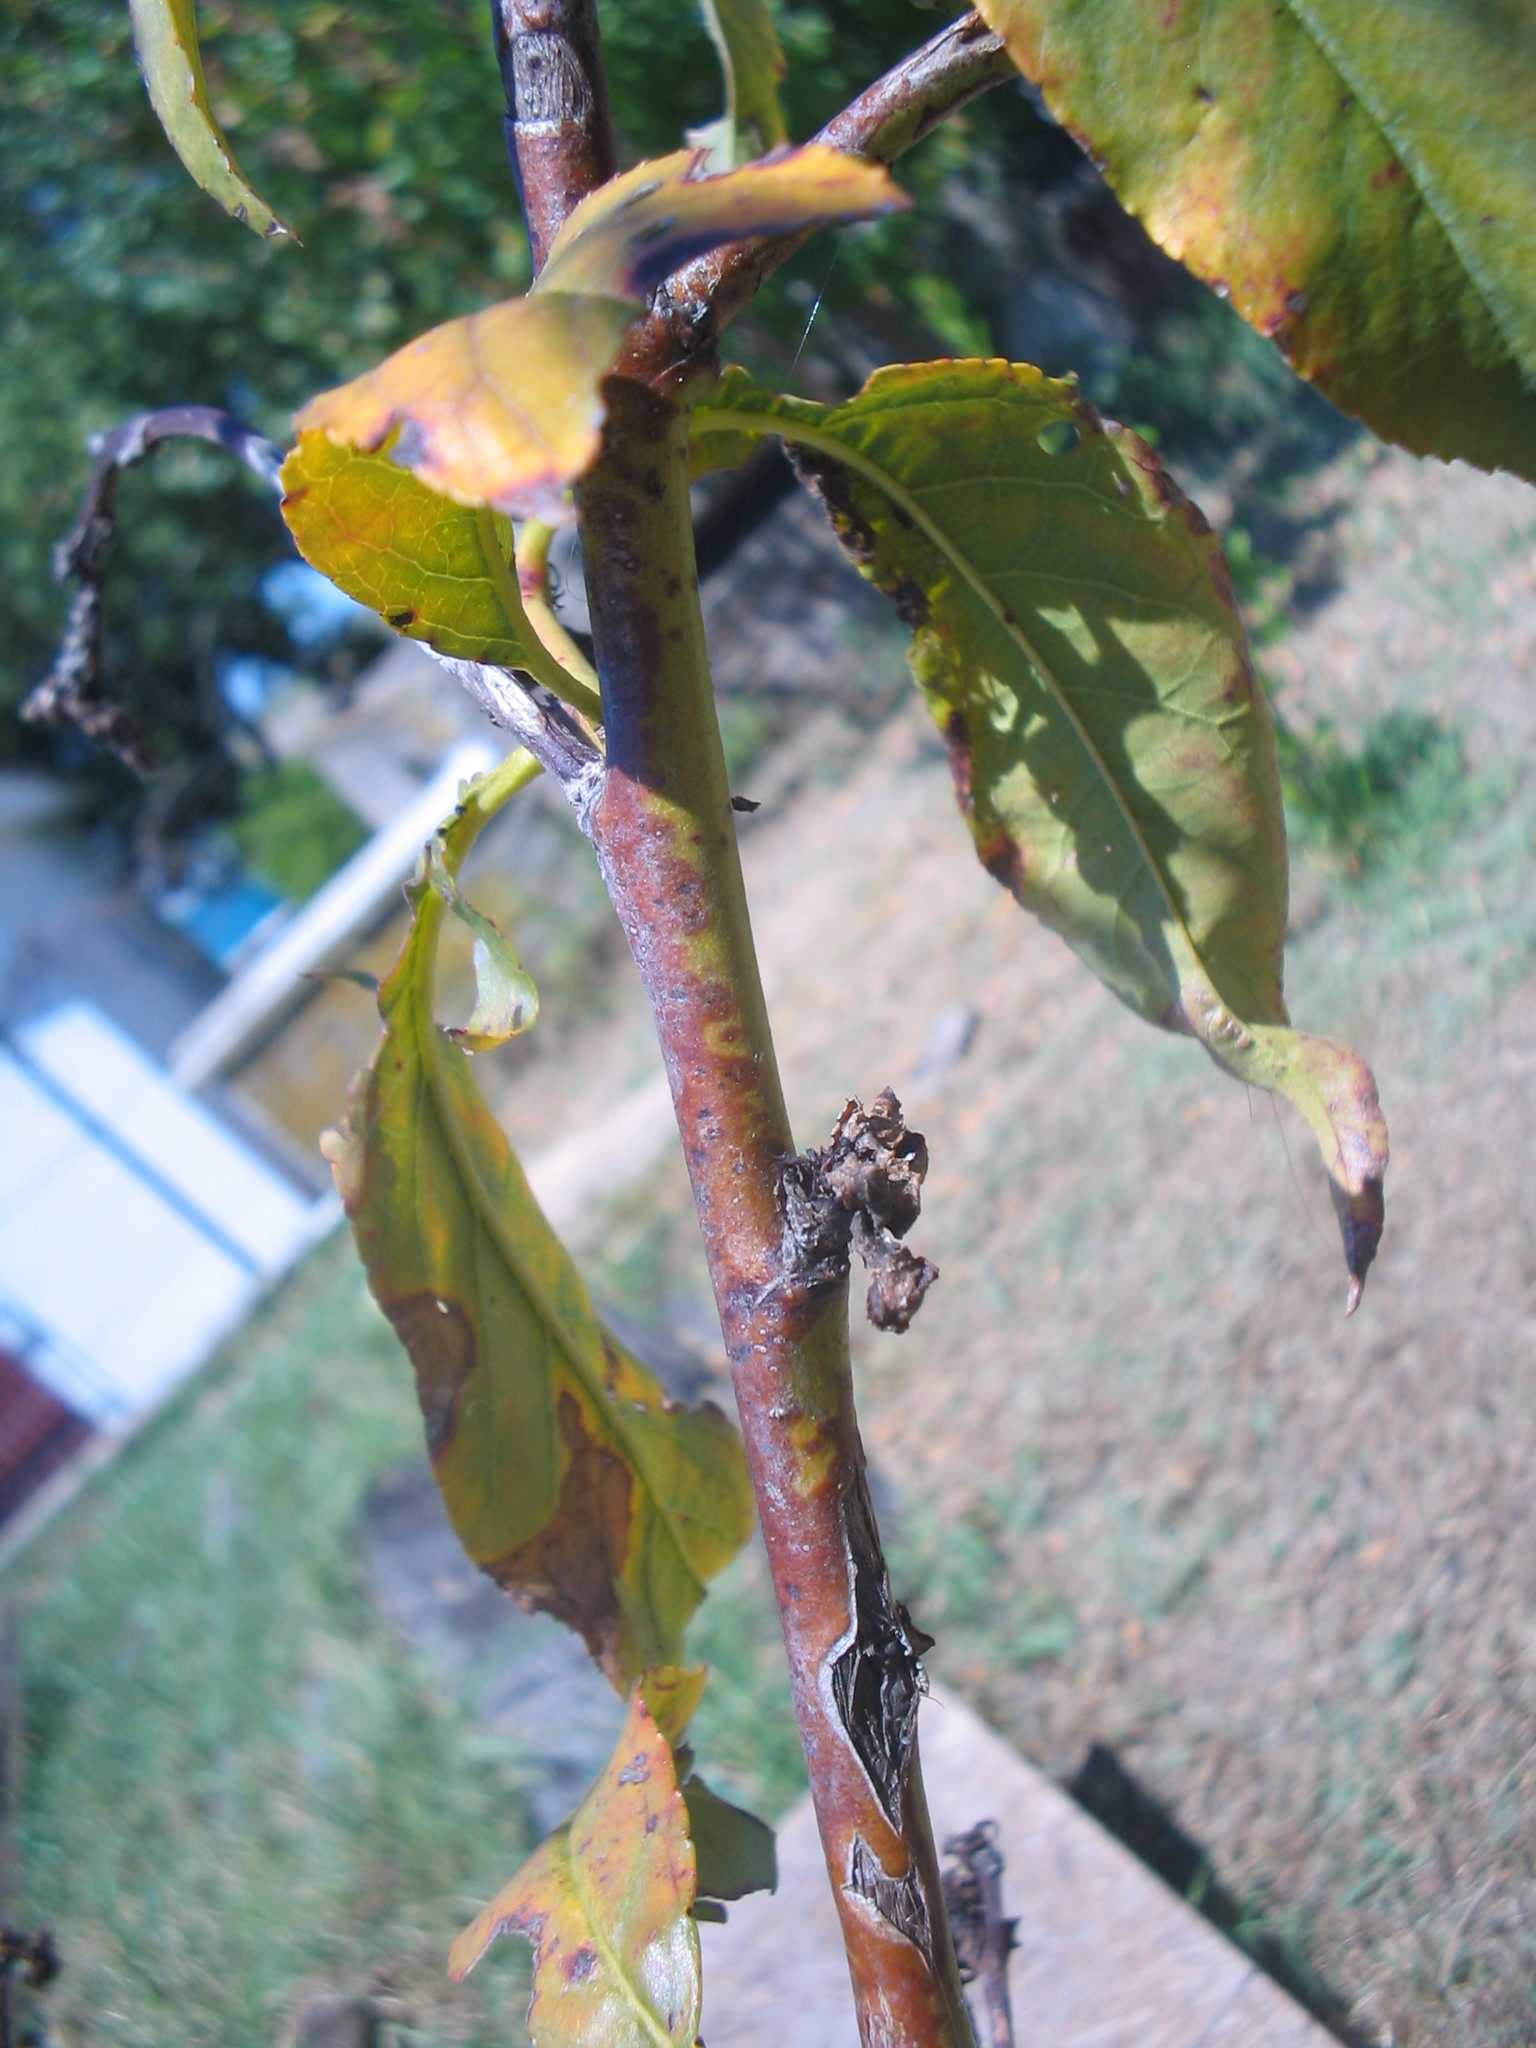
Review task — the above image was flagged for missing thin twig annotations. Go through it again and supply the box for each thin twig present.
[427,650,602,818]
[491,0,617,274]
[24,407,283,769]
[943,1824,1018,2048]
[623,12,1015,385]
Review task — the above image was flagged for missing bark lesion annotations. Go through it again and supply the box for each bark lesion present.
[829,1469,934,1831]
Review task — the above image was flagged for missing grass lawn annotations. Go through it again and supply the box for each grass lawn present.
[6,1246,541,2047]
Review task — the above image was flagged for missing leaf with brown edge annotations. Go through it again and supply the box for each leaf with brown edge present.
[293,293,634,519]
[324,757,755,1682]
[692,362,1388,1308]
[128,0,293,240]
[974,0,1536,483]
[449,1684,700,2046]
[280,432,539,667]
[536,144,906,300]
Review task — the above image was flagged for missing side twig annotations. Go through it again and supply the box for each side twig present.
[23,407,283,769]
[943,1823,1018,2048]
[624,12,1015,385]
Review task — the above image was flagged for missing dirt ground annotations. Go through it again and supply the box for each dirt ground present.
[485,439,1536,2048]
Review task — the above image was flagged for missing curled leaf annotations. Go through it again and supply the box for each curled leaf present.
[425,842,539,1052]
[450,1685,700,2047]
[324,757,754,1681]
[128,0,293,240]
[538,144,906,300]
[693,362,1388,1305]
[975,0,1536,481]
[294,293,635,519]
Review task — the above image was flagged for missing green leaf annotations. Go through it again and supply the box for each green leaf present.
[682,1775,777,1907]
[693,361,1388,1308]
[127,0,292,241]
[974,0,1536,481]
[691,0,790,168]
[537,143,905,300]
[450,1683,700,2046]
[280,433,537,667]
[324,756,755,1681]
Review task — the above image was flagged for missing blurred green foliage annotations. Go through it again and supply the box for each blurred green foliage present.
[1,0,1016,803]
[1277,711,1480,879]
[228,758,368,903]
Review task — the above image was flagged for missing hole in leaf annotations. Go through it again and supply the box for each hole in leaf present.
[1036,420,1080,457]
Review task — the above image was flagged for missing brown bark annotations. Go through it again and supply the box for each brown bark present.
[491,0,617,274]
[576,379,974,2046]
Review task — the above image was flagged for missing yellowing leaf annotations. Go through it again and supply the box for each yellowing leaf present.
[694,362,1388,1308]
[450,1685,700,2046]
[324,757,754,1681]
[692,0,790,168]
[280,432,538,667]
[975,0,1536,481]
[538,144,906,300]
[128,0,293,240]
[294,293,635,518]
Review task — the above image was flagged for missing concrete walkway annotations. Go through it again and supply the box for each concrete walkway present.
[701,1691,1339,2047]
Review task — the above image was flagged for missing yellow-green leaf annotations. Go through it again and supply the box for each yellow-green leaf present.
[537,144,906,300]
[692,0,790,168]
[324,758,755,1681]
[128,0,292,240]
[279,432,538,667]
[424,840,539,1052]
[293,293,635,519]
[450,1684,700,2046]
[693,361,1388,1308]
[975,0,1536,481]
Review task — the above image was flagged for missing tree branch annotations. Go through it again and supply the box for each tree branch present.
[491,0,617,275]
[623,11,1015,385]
[576,376,974,2045]
[24,407,283,770]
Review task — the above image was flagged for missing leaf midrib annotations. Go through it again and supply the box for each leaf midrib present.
[404,818,709,1604]
[556,1818,691,2048]
[703,393,1212,997]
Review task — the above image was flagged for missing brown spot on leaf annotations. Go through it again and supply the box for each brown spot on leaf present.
[564,1945,598,1984]
[787,445,929,628]
[484,1393,636,1679]
[387,608,417,629]
[943,711,975,817]
[617,1753,651,1786]
[978,829,1024,895]
[385,1293,476,1459]
[1371,159,1405,189]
